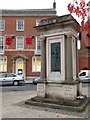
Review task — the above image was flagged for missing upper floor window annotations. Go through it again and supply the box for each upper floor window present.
[0,36,4,54]
[36,36,41,51]
[0,56,7,72]
[0,20,5,31]
[16,36,24,50]
[36,20,41,26]
[16,20,24,31]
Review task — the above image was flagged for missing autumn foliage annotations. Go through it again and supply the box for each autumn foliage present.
[68,0,90,35]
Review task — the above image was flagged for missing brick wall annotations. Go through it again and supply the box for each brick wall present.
[1,13,55,78]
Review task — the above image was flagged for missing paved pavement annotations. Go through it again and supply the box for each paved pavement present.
[25,79,33,84]
[2,90,89,118]
[1,80,90,119]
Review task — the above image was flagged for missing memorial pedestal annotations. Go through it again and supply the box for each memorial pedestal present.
[36,15,82,101]
[37,81,82,100]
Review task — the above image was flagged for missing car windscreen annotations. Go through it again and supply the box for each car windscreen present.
[79,72,86,76]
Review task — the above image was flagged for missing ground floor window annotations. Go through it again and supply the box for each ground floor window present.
[0,56,7,72]
[0,36,4,54]
[32,56,41,72]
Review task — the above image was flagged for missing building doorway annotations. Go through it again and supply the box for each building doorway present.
[16,58,24,75]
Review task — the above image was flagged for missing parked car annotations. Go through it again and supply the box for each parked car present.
[33,77,41,85]
[0,73,25,86]
[78,70,90,82]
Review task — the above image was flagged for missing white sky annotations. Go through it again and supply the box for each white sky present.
[0,0,89,23]
[0,0,72,16]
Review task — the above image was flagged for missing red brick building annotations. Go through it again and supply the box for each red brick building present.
[78,4,90,71]
[78,30,90,71]
[0,7,56,80]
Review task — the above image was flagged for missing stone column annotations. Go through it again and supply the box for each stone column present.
[76,39,82,95]
[37,37,46,98]
[76,39,79,78]
[40,37,46,80]
[65,35,73,81]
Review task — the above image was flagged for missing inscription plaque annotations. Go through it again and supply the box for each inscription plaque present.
[37,84,46,97]
[51,42,61,72]
[63,85,76,100]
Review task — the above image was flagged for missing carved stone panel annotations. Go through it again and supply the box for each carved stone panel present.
[51,42,61,72]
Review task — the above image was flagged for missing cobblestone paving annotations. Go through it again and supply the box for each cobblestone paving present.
[14,100,90,118]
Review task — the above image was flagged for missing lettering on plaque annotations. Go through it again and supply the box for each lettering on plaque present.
[51,42,61,72]
[63,85,74,98]
[37,84,45,94]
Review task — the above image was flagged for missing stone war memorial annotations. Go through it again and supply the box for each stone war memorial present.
[25,14,88,111]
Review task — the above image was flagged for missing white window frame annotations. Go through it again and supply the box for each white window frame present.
[16,36,24,50]
[0,36,5,54]
[32,56,41,72]
[0,56,7,72]
[0,20,5,31]
[16,20,24,31]
[36,36,41,51]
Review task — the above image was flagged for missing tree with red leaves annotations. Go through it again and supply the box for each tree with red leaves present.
[68,0,90,35]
